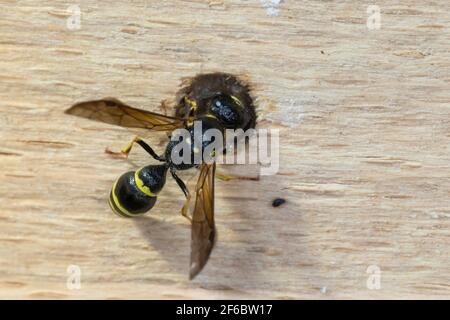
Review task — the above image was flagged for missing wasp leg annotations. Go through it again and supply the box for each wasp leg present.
[215,172,233,181]
[106,136,164,161]
[181,193,192,223]
[170,168,192,223]
[215,171,260,182]
[194,165,257,182]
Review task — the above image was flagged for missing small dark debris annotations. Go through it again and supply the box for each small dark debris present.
[272,198,286,207]
[321,50,325,54]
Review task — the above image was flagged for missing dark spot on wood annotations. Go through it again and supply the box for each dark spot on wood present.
[272,198,286,207]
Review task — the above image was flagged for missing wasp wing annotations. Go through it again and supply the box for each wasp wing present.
[189,162,216,280]
[65,98,186,131]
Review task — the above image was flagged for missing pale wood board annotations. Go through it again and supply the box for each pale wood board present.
[0,0,449,299]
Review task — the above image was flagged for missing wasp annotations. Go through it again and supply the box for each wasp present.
[65,73,257,279]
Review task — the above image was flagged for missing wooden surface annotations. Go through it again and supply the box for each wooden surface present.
[0,0,449,299]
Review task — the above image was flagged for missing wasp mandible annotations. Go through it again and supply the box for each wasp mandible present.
[65,73,257,279]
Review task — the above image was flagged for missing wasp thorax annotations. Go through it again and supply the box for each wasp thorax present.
[165,117,224,170]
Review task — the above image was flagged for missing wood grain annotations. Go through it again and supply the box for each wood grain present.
[0,0,449,299]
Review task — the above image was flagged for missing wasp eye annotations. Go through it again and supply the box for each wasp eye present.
[209,94,241,127]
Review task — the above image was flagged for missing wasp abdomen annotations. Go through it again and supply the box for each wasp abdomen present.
[135,164,168,196]
[109,171,156,218]
[109,165,168,218]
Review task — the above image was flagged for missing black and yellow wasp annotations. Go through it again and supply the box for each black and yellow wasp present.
[66,73,256,279]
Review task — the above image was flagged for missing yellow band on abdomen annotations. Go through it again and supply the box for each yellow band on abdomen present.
[134,169,157,197]
[110,178,134,217]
